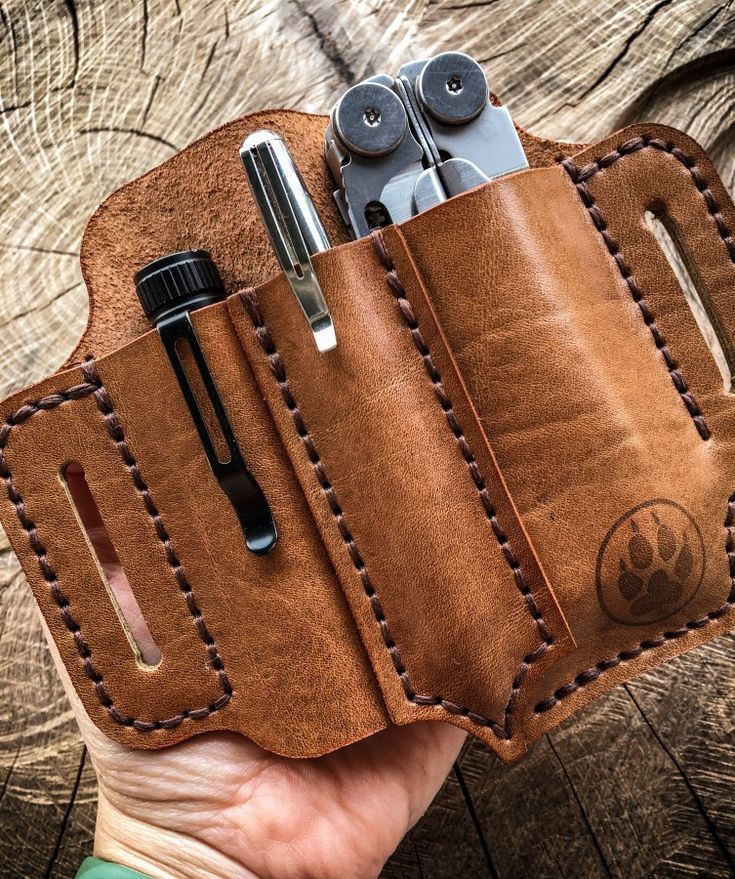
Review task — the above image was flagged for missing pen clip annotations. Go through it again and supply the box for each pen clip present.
[240,131,337,353]
[157,312,278,556]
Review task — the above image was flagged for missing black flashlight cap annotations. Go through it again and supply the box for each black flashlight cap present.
[134,250,226,326]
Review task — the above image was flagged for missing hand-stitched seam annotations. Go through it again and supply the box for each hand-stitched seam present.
[240,289,532,740]
[0,359,231,731]
[535,490,735,712]
[560,134,731,441]
[534,134,735,711]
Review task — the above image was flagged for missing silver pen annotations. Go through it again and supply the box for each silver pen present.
[240,130,337,353]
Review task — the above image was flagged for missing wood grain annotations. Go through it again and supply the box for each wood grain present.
[0,1,733,877]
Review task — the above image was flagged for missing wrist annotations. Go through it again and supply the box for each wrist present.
[94,793,262,879]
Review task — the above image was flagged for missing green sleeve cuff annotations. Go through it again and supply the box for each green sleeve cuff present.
[75,856,153,879]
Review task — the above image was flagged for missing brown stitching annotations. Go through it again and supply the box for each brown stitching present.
[0,361,231,731]
[536,491,735,713]
[371,230,554,732]
[560,135,727,441]
[569,136,735,264]
[240,289,528,739]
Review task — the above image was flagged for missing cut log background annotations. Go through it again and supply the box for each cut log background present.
[0,1,734,876]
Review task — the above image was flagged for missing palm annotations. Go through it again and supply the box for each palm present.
[66,685,464,879]
[79,712,464,879]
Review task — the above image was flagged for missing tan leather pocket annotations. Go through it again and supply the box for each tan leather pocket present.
[391,150,735,753]
[0,304,386,756]
[228,233,575,756]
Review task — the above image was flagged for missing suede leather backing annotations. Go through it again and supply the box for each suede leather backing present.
[1,111,733,762]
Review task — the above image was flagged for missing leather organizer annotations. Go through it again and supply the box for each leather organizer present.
[2,109,734,763]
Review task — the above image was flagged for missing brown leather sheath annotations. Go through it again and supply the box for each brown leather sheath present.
[1,108,733,762]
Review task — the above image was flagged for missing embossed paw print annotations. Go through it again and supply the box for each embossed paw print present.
[597,500,704,626]
[617,512,695,617]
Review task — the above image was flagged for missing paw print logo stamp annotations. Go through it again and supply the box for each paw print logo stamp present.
[596,499,705,626]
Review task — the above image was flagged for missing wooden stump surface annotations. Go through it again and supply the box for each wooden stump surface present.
[0,1,734,876]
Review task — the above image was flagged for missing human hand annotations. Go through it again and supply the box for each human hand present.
[63,679,464,879]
